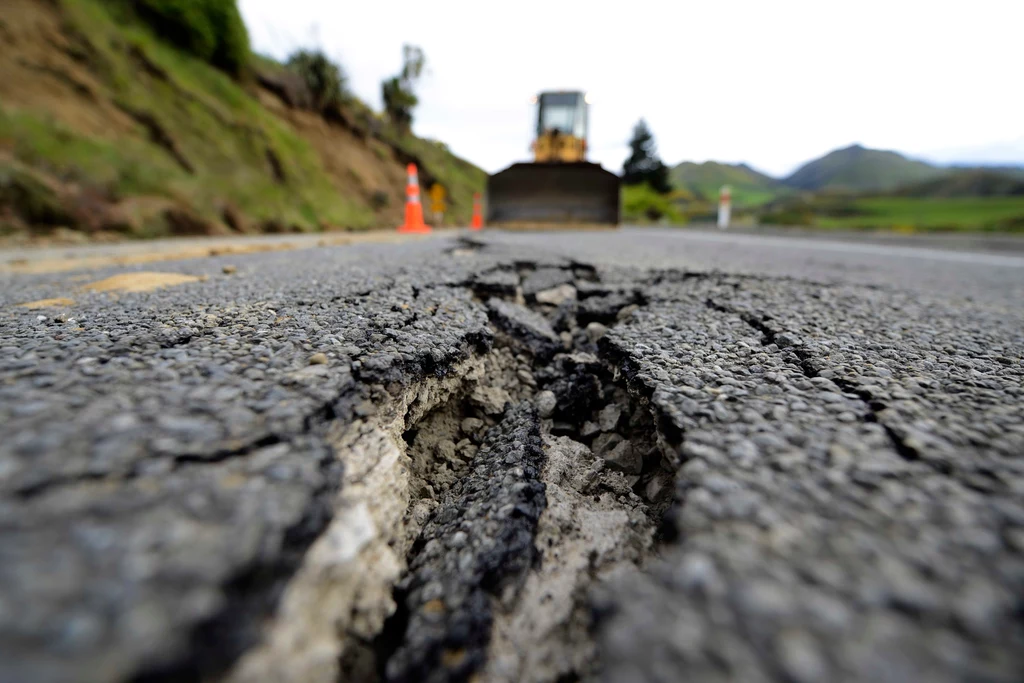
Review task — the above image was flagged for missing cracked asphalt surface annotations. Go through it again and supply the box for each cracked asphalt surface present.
[1,227,1022,683]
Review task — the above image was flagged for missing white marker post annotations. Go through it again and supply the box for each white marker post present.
[718,185,731,230]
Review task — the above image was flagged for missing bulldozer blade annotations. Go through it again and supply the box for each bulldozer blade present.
[486,162,621,228]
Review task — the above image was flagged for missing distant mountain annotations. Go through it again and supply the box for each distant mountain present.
[670,161,782,206]
[783,144,945,192]
[892,169,1024,198]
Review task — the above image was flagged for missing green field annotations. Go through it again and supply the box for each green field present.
[721,188,781,207]
[815,197,1024,232]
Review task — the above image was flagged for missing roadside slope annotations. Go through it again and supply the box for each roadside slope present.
[0,0,484,242]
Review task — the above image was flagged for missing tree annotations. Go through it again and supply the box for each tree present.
[622,119,672,194]
[382,44,426,132]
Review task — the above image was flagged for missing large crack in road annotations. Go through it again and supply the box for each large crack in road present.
[1,236,1022,683]
[226,260,679,683]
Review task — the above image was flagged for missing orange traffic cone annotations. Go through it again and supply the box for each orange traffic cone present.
[397,163,432,233]
[470,193,483,230]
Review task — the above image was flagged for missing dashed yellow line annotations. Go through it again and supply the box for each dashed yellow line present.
[18,297,76,309]
[15,272,204,308]
[2,229,447,275]
[81,272,205,293]
[9,230,456,308]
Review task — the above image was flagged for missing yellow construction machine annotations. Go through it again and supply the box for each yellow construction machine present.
[486,91,621,229]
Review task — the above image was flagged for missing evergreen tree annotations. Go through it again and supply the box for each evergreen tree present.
[622,119,672,194]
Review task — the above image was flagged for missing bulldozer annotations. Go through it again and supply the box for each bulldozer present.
[486,91,621,229]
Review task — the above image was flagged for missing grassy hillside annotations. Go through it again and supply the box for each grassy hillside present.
[670,161,782,207]
[893,169,1024,198]
[784,144,944,192]
[0,0,484,242]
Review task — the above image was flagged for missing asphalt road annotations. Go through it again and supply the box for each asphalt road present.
[2,227,1022,683]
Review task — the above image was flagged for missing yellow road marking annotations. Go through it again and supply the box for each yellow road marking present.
[18,297,76,309]
[82,272,203,293]
[2,229,446,275]
[9,229,455,307]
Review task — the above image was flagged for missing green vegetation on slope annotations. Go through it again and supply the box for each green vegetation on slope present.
[670,161,782,207]
[0,0,485,240]
[783,144,943,192]
[0,0,370,236]
[81,0,375,230]
[1,107,180,200]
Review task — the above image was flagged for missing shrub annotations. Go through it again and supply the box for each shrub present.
[286,49,348,112]
[129,0,251,78]
[622,183,684,223]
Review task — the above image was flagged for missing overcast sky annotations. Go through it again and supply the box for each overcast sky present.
[238,0,1024,177]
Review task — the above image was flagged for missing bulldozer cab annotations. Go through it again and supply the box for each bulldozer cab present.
[534,91,587,163]
[486,90,621,229]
